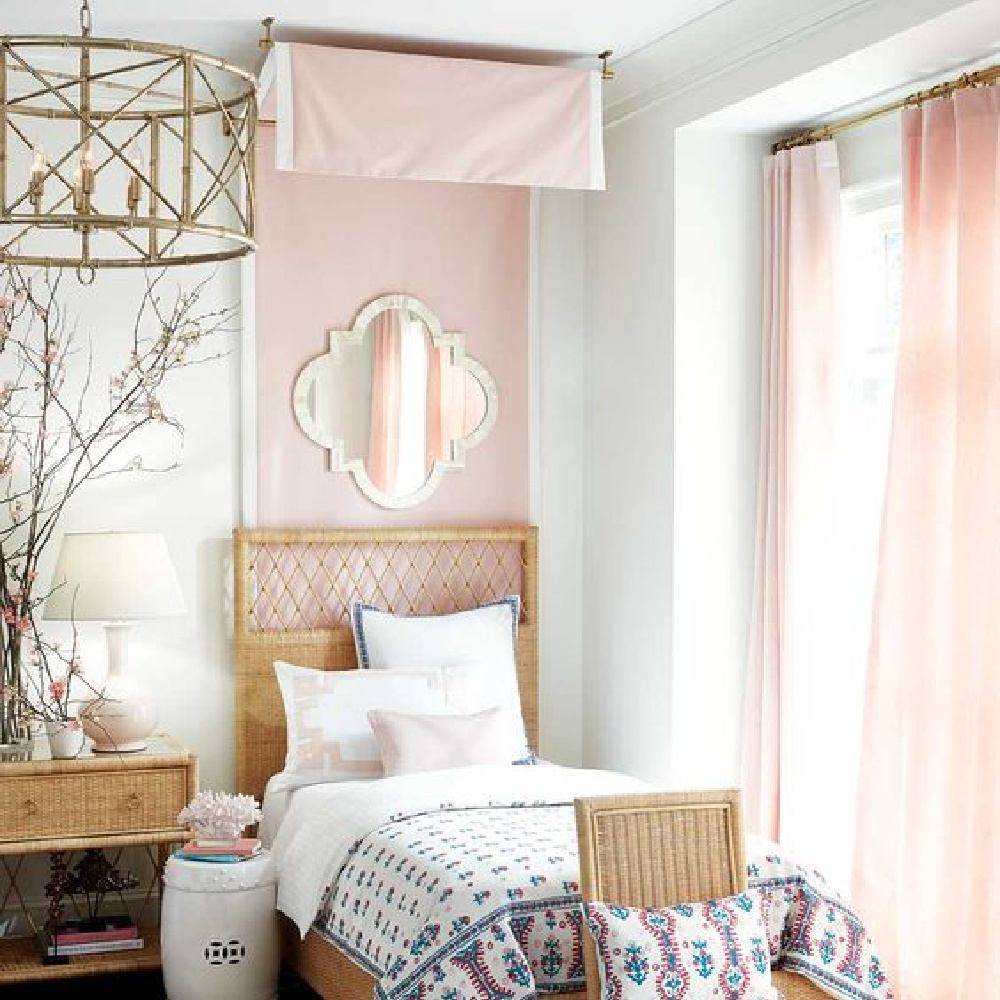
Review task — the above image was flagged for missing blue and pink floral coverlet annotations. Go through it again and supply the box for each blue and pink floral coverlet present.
[314,804,892,1000]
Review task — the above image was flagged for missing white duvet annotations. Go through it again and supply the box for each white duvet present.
[270,763,650,935]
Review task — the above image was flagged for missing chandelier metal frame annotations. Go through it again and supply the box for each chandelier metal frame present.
[0,2,257,278]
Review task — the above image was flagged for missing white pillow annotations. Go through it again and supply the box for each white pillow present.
[351,597,531,759]
[367,707,512,777]
[275,662,463,780]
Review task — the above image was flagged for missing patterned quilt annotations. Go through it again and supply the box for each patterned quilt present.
[314,805,893,1000]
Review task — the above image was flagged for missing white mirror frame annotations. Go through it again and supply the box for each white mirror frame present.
[292,293,499,510]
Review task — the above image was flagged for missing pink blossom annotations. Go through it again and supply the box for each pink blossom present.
[26,571,37,583]
[2,608,15,624]
[0,297,11,310]
[49,679,66,702]
[16,617,30,632]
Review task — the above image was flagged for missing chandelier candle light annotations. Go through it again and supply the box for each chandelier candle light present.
[0,1,257,279]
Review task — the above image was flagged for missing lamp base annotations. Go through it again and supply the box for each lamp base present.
[79,686,157,753]
[79,624,158,754]
[88,736,150,754]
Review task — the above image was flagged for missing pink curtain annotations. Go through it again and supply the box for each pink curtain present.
[368,311,405,494]
[852,86,1000,1000]
[426,346,467,468]
[743,141,845,842]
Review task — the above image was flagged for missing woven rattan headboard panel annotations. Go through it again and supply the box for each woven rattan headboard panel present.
[232,526,538,801]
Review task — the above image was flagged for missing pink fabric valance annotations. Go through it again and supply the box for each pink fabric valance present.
[259,43,605,190]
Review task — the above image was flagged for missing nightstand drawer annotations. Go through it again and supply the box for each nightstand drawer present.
[0,768,188,842]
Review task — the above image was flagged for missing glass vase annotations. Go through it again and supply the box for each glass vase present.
[0,643,31,760]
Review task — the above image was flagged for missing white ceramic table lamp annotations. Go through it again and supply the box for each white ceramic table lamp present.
[43,532,186,753]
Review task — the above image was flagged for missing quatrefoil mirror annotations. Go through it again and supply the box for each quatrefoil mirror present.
[293,294,498,509]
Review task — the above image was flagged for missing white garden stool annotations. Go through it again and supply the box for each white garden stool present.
[161,852,280,1000]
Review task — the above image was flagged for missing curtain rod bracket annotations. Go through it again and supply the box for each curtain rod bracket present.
[259,17,276,52]
[599,50,615,82]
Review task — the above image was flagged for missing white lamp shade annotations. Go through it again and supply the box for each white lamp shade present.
[43,532,186,622]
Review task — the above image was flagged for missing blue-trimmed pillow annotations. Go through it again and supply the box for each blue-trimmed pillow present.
[351,597,530,761]
[585,894,775,1000]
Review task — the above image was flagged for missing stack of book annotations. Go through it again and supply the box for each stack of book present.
[175,837,263,863]
[47,916,143,957]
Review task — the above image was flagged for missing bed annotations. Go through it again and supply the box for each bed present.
[232,526,886,1000]
[233,526,541,1000]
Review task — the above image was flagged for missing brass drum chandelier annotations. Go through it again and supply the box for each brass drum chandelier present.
[0,2,257,280]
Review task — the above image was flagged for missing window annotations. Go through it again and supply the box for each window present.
[805,189,901,894]
[843,192,901,438]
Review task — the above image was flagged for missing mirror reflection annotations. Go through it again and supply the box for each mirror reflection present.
[293,295,497,509]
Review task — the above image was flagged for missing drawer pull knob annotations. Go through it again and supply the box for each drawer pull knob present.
[127,792,142,809]
[23,799,38,816]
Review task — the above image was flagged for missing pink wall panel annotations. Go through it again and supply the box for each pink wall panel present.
[255,130,530,527]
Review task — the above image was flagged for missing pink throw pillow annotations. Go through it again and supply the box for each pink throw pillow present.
[367,706,512,777]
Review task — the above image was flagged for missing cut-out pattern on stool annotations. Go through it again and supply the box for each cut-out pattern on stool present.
[205,938,247,966]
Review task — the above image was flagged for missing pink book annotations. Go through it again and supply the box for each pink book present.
[184,837,261,855]
[53,917,138,945]
[55,926,138,945]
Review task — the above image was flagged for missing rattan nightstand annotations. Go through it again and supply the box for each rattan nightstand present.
[0,733,197,984]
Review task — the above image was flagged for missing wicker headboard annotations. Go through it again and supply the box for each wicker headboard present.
[232,526,539,802]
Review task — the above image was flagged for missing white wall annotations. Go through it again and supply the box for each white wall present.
[672,129,768,787]
[1,262,240,921]
[839,116,901,191]
[535,189,587,766]
[580,0,976,784]
[41,263,242,794]
[579,125,765,789]
[583,118,675,781]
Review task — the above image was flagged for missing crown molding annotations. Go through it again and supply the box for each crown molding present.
[603,0,970,128]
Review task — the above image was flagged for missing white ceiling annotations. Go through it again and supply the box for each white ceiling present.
[4,0,733,72]
[696,0,1000,134]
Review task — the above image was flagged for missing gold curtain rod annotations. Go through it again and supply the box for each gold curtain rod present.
[773,61,1000,153]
